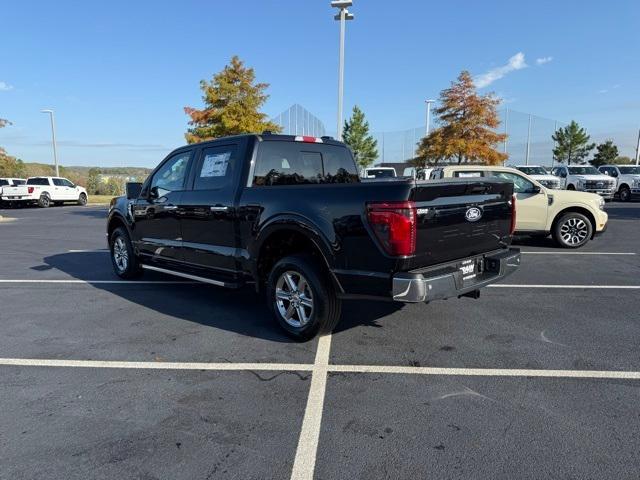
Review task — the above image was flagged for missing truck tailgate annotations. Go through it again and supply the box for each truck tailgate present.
[406,178,514,270]
[1,186,29,198]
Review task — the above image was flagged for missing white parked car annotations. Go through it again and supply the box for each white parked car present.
[0,178,26,206]
[597,164,640,202]
[361,167,397,179]
[0,176,88,207]
[403,167,433,180]
[551,165,616,200]
[513,165,561,189]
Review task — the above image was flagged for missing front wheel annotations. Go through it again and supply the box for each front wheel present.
[619,186,631,202]
[78,193,88,206]
[266,255,341,341]
[553,212,593,248]
[109,227,142,279]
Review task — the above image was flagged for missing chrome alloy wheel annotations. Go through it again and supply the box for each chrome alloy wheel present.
[112,236,129,272]
[275,271,314,328]
[560,217,588,245]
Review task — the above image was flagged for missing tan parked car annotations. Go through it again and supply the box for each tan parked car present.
[429,165,608,248]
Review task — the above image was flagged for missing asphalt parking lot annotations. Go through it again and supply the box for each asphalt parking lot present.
[1,203,639,479]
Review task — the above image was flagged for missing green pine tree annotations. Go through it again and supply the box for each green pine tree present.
[552,120,595,165]
[589,140,619,167]
[342,106,378,169]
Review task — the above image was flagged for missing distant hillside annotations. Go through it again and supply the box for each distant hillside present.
[19,163,152,178]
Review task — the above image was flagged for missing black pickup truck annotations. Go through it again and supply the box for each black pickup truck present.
[107,133,520,340]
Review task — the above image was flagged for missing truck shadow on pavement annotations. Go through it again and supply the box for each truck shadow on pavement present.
[44,251,403,342]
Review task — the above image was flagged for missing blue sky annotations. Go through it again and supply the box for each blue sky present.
[1,0,639,167]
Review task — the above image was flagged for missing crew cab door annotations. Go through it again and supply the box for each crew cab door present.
[51,178,69,200]
[179,142,243,273]
[132,150,192,263]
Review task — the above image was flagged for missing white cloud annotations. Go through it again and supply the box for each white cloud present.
[0,81,13,91]
[474,52,528,88]
[535,56,553,65]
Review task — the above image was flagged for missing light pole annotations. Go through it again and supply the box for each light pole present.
[424,99,435,136]
[331,0,354,141]
[41,109,59,176]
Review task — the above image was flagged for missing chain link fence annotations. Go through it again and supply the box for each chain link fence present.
[369,109,565,168]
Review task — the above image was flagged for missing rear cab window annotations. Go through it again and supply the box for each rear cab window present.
[252,141,359,186]
[27,178,50,186]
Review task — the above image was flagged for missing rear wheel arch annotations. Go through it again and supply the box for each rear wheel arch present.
[254,223,339,293]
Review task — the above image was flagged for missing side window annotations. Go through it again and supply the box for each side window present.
[429,169,442,180]
[194,145,238,191]
[52,178,65,186]
[489,171,535,194]
[253,143,322,186]
[150,151,191,197]
[62,179,75,187]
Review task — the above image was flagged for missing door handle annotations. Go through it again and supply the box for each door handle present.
[210,206,228,212]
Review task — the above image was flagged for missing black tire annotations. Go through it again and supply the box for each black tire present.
[566,184,575,191]
[38,193,51,208]
[619,186,631,202]
[109,227,143,279]
[266,254,341,341]
[78,193,88,206]
[552,212,593,249]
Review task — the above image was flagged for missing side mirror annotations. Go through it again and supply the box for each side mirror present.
[126,182,143,200]
[612,171,618,178]
[531,185,542,194]
[560,172,567,178]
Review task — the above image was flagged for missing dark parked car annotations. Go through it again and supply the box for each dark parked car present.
[107,133,520,340]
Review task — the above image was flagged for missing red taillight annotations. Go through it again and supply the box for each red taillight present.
[28,187,34,194]
[366,201,417,256]
[510,194,516,235]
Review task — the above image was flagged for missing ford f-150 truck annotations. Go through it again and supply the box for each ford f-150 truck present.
[598,164,640,202]
[107,133,520,340]
[551,165,616,200]
[0,176,88,207]
[0,178,26,207]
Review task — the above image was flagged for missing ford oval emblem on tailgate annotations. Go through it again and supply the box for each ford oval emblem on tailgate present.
[465,207,482,222]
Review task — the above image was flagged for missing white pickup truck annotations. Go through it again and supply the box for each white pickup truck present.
[597,164,640,202]
[0,176,88,207]
[513,165,561,189]
[0,178,26,207]
[551,165,616,200]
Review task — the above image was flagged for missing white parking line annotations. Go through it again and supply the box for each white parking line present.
[521,251,636,255]
[68,249,108,253]
[291,334,331,480]
[490,284,640,289]
[0,358,312,371]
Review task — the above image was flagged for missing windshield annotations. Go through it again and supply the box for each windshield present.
[367,169,396,178]
[568,166,600,175]
[12,179,25,185]
[0,179,8,186]
[517,166,548,175]
[619,166,640,175]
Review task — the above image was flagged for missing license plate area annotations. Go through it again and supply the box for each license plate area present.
[458,258,482,286]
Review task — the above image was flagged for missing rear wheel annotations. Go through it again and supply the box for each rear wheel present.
[78,193,88,206]
[38,193,51,208]
[553,212,592,248]
[619,186,631,202]
[266,255,341,341]
[109,227,142,279]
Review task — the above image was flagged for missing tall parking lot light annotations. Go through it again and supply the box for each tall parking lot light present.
[331,0,354,141]
[41,109,59,176]
[424,99,435,136]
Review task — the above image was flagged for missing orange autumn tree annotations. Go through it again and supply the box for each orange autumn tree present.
[184,56,281,143]
[416,71,507,165]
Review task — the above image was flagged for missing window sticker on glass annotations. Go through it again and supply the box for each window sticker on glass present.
[457,172,482,178]
[201,152,231,178]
